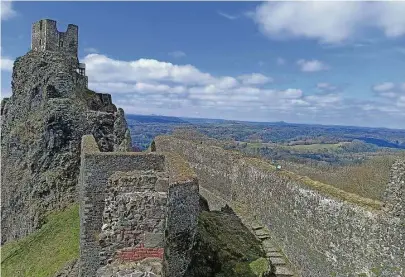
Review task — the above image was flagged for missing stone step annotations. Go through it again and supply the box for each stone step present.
[262,239,277,249]
[251,222,263,230]
[274,266,294,277]
[258,235,271,240]
[266,251,283,258]
[254,229,271,237]
[269,257,286,266]
[264,247,280,252]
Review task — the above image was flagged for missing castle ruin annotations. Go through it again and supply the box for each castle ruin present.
[2,18,405,277]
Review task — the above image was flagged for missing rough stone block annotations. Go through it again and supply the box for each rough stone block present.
[144,232,164,248]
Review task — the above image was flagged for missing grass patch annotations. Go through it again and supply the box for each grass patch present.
[1,204,80,277]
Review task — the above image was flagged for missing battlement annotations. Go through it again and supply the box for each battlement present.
[31,19,78,57]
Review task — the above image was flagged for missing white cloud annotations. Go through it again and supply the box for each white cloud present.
[297,59,329,72]
[1,1,17,21]
[378,92,398,99]
[238,73,272,85]
[1,54,14,72]
[80,53,403,128]
[217,11,238,20]
[397,96,405,107]
[317,83,337,91]
[370,3,405,38]
[277,88,303,99]
[372,82,395,92]
[83,54,213,85]
[276,57,285,65]
[250,2,405,44]
[168,51,186,58]
[371,82,405,108]
[305,93,342,106]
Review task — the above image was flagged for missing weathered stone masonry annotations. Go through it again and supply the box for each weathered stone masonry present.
[155,135,405,277]
[78,135,199,277]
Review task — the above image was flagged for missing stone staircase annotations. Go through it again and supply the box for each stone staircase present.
[236,215,299,277]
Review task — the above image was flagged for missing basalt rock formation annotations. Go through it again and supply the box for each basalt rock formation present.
[1,20,131,244]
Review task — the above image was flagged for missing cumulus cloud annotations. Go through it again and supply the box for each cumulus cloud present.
[238,73,272,85]
[250,2,405,44]
[83,54,213,85]
[317,83,338,92]
[168,51,186,58]
[0,58,13,71]
[372,82,395,92]
[81,53,403,128]
[297,59,329,72]
[1,1,17,21]
[83,54,315,109]
[372,82,405,102]
[1,47,14,72]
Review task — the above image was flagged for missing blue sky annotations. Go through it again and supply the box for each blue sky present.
[1,1,405,129]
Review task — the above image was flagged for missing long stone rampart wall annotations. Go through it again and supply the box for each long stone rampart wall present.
[154,135,405,277]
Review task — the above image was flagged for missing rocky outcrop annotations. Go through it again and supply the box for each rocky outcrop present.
[1,50,132,244]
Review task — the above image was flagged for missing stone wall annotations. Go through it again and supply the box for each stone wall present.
[31,19,78,57]
[79,136,200,277]
[99,170,168,265]
[163,152,200,277]
[78,135,165,277]
[154,135,405,277]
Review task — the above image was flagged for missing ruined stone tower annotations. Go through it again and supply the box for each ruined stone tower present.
[30,19,87,88]
[31,19,78,57]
